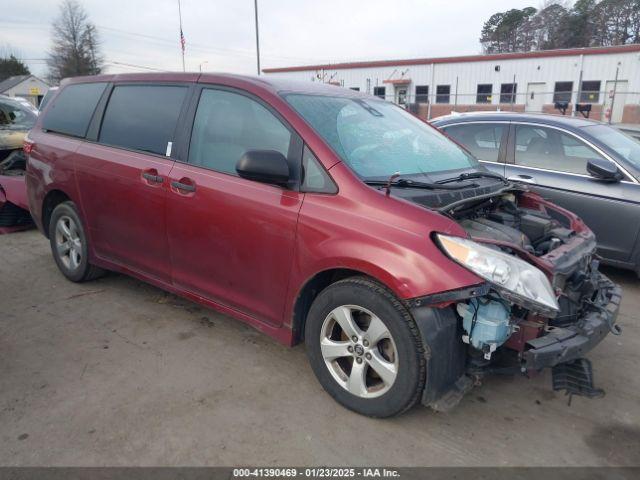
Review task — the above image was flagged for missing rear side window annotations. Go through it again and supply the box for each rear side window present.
[444,123,506,162]
[42,82,107,137]
[99,85,187,156]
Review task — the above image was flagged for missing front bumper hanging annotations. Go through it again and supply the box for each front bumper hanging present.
[523,275,621,370]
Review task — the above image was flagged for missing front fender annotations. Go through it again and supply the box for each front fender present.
[286,192,482,326]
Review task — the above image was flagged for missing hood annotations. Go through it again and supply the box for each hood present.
[0,129,28,152]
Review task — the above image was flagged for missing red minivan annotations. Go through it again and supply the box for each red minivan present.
[25,73,621,417]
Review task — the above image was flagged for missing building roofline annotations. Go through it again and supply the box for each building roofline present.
[0,74,50,93]
[0,75,31,92]
[262,44,640,74]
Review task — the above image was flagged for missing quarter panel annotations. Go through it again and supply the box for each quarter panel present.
[25,129,84,232]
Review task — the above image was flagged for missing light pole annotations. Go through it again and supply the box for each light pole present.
[608,64,620,125]
[254,0,261,75]
[199,61,208,72]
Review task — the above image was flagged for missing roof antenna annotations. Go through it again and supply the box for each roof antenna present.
[385,172,400,196]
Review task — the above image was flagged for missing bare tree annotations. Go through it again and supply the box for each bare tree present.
[46,0,103,83]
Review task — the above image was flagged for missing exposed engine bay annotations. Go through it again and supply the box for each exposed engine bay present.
[402,182,622,411]
[457,197,576,258]
[454,189,620,400]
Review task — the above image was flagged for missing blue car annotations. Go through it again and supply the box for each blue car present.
[432,112,640,275]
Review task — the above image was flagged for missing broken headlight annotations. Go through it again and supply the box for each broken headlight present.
[436,234,559,316]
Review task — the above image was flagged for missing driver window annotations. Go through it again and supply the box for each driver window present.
[188,89,292,175]
[514,125,607,175]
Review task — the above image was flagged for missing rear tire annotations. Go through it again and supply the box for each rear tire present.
[48,201,104,282]
[304,276,426,417]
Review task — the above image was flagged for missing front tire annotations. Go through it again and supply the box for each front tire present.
[305,277,426,417]
[49,201,104,282]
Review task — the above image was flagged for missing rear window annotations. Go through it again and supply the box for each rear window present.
[38,88,58,111]
[99,85,187,156]
[42,83,107,137]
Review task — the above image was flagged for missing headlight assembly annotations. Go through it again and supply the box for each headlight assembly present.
[436,234,559,316]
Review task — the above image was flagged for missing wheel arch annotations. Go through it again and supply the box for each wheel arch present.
[290,267,389,345]
[41,189,71,238]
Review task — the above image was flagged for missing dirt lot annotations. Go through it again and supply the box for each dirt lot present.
[1,229,639,466]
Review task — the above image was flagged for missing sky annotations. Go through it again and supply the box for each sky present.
[1,0,541,79]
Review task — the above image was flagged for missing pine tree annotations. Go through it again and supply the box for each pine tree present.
[0,53,30,82]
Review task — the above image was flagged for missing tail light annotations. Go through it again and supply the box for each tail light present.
[23,135,34,155]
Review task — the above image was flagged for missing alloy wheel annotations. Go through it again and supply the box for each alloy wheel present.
[55,215,82,271]
[320,305,398,398]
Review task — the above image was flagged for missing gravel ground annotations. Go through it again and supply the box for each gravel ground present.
[1,229,639,466]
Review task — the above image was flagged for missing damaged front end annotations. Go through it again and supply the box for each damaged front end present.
[0,96,35,232]
[0,150,31,231]
[411,188,621,411]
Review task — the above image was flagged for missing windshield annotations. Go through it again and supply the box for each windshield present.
[583,124,640,169]
[284,94,478,179]
[0,98,37,129]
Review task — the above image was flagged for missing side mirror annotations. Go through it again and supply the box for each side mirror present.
[587,158,622,182]
[236,150,290,187]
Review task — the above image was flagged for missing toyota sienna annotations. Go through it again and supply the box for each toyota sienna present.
[25,73,621,417]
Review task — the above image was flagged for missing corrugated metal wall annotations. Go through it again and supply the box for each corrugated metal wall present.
[264,51,640,120]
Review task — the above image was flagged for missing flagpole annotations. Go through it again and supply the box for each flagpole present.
[178,0,185,72]
[254,0,261,75]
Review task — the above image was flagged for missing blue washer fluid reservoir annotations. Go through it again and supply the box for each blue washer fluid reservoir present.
[456,298,512,360]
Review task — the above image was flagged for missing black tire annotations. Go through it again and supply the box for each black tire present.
[305,276,426,417]
[48,201,104,282]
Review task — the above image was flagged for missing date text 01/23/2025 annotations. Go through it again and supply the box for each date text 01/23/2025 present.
[232,468,400,478]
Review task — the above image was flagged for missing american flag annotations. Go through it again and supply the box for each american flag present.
[180,28,186,53]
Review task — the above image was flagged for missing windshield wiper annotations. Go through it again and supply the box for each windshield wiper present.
[437,171,508,185]
[364,177,478,192]
[353,99,384,117]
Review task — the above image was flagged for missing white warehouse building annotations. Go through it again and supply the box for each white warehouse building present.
[263,44,640,124]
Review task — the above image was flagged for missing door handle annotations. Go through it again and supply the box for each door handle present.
[507,175,537,185]
[142,172,164,183]
[171,180,196,192]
